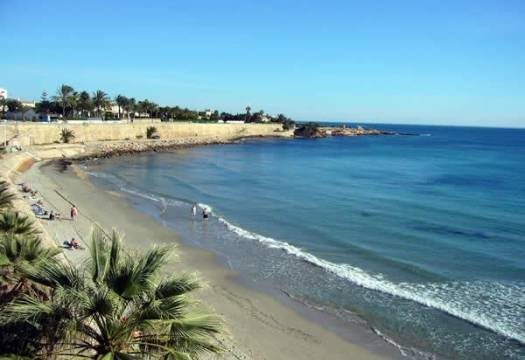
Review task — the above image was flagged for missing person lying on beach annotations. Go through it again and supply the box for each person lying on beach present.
[63,238,83,250]
[48,211,61,221]
[31,203,49,217]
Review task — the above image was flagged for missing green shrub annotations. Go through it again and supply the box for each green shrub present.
[59,128,75,143]
[146,126,158,139]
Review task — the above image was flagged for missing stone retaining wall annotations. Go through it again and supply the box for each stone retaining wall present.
[5,122,287,146]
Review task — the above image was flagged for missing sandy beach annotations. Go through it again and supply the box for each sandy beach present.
[11,157,394,360]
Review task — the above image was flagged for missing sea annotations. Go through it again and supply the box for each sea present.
[83,124,525,359]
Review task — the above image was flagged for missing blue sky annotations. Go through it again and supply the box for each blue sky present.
[1,0,524,127]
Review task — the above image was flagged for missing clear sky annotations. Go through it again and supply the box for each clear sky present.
[1,0,524,127]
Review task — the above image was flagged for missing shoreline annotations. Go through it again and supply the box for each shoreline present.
[24,160,393,359]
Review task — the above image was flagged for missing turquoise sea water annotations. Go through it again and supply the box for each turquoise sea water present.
[85,125,525,359]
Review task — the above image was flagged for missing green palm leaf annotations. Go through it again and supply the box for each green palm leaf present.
[0,180,16,209]
[1,225,223,358]
[0,211,40,236]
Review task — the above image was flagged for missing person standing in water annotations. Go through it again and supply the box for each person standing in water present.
[202,207,209,220]
[192,203,197,217]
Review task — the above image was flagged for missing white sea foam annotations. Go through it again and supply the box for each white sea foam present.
[373,328,436,360]
[202,203,525,345]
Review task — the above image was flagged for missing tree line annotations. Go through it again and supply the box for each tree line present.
[1,84,296,127]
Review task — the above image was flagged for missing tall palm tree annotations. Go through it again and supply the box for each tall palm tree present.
[245,106,251,122]
[0,211,40,237]
[1,227,222,359]
[115,95,128,120]
[92,90,110,119]
[77,91,93,118]
[0,180,15,209]
[53,84,75,117]
[125,97,136,122]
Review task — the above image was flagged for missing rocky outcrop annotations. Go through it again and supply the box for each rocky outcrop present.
[293,124,324,138]
[319,127,395,137]
[294,125,395,138]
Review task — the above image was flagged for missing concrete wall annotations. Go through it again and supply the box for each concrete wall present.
[4,121,287,146]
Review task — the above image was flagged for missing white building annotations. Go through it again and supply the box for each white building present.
[0,88,7,99]
[260,114,271,123]
[19,99,36,108]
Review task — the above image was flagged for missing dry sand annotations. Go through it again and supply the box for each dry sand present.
[12,156,395,360]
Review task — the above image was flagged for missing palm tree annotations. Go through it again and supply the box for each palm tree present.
[77,91,93,118]
[53,84,75,117]
[1,227,222,359]
[115,95,128,120]
[0,233,61,303]
[245,106,251,122]
[125,97,136,122]
[92,90,110,119]
[138,99,158,118]
[0,211,40,237]
[0,234,62,356]
[0,180,15,209]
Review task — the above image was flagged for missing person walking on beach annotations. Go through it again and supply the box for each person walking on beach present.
[202,207,209,220]
[192,203,197,217]
[70,205,78,221]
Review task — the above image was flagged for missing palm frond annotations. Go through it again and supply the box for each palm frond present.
[0,233,60,266]
[0,211,40,236]
[0,180,16,209]
[155,274,201,299]
[24,259,82,290]
[106,246,171,300]
[89,226,110,283]
[0,295,54,324]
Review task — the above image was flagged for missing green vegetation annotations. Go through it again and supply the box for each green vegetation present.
[0,211,40,237]
[0,177,222,359]
[60,128,75,143]
[92,90,111,119]
[0,181,16,209]
[53,84,75,117]
[27,84,296,128]
[146,126,159,139]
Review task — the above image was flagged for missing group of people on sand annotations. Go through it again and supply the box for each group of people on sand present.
[191,203,209,220]
[20,183,38,197]
[19,182,83,250]
[21,183,79,223]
